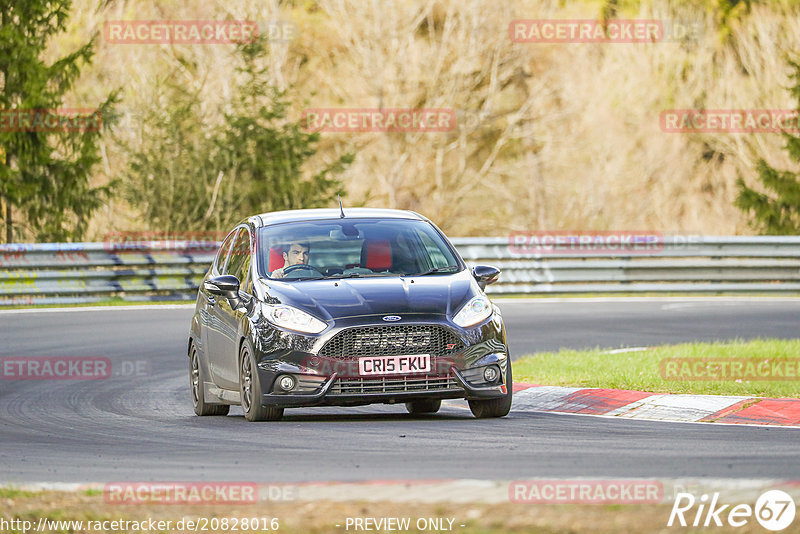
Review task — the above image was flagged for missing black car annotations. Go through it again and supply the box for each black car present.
[188,208,512,421]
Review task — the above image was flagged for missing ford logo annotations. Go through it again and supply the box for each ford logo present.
[382,315,401,322]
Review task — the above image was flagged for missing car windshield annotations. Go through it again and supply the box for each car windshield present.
[256,218,461,280]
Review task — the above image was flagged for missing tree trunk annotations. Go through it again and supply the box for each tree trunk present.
[4,199,11,244]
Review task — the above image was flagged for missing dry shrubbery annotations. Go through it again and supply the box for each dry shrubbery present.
[54,0,800,237]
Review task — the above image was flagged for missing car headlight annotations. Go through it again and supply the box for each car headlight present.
[263,304,327,334]
[452,296,492,327]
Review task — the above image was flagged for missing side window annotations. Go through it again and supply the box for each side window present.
[214,230,238,274]
[226,228,252,285]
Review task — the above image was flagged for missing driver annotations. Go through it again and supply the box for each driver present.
[271,241,310,279]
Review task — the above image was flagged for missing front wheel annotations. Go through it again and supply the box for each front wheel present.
[468,362,512,419]
[190,343,229,416]
[239,341,283,422]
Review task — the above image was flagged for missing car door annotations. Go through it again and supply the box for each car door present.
[200,229,236,368]
[204,228,240,389]
[207,227,251,389]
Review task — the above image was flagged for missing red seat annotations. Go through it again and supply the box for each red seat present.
[361,240,391,270]
[268,246,284,272]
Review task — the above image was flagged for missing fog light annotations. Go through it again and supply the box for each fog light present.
[277,374,296,392]
[483,365,500,383]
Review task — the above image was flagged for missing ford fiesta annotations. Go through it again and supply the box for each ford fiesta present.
[188,208,512,421]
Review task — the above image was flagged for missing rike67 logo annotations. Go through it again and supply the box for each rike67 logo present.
[668,490,796,531]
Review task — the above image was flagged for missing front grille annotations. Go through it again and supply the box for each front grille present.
[329,375,461,395]
[318,324,463,360]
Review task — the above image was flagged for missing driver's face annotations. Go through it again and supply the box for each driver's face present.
[283,244,309,266]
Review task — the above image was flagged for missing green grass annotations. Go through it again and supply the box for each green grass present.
[513,339,800,398]
[0,487,36,499]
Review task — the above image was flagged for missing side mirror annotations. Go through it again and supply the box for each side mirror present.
[204,275,240,298]
[204,275,250,311]
[472,265,500,290]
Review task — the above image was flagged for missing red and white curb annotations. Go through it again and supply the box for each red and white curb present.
[512,384,800,427]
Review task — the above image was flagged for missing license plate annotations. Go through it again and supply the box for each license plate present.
[358,354,431,376]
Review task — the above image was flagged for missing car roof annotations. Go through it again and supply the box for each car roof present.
[249,208,428,227]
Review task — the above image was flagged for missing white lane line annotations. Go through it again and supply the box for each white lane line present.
[8,478,800,504]
[492,296,800,304]
[601,347,650,354]
[605,394,751,422]
[512,386,584,410]
[2,296,798,314]
[0,304,195,315]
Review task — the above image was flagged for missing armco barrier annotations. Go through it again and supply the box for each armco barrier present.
[0,241,215,306]
[0,236,799,305]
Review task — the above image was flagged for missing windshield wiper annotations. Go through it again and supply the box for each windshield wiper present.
[325,272,388,279]
[409,266,460,276]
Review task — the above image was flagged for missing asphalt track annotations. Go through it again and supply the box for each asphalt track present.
[0,298,798,483]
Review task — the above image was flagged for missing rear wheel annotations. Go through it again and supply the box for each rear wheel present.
[240,341,283,422]
[190,343,229,416]
[405,399,442,415]
[468,362,512,419]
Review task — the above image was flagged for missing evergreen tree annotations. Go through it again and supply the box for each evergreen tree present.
[123,38,353,233]
[0,0,117,242]
[735,56,800,235]
[121,79,221,233]
[218,39,353,217]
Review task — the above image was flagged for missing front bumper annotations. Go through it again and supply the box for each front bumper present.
[259,365,508,407]
[252,312,509,408]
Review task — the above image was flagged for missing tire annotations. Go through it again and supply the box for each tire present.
[468,362,513,419]
[239,340,283,422]
[405,399,442,415]
[190,342,229,416]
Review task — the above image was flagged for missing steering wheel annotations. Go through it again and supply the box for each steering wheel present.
[282,264,324,276]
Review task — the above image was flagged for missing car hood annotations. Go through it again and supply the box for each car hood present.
[258,270,478,320]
